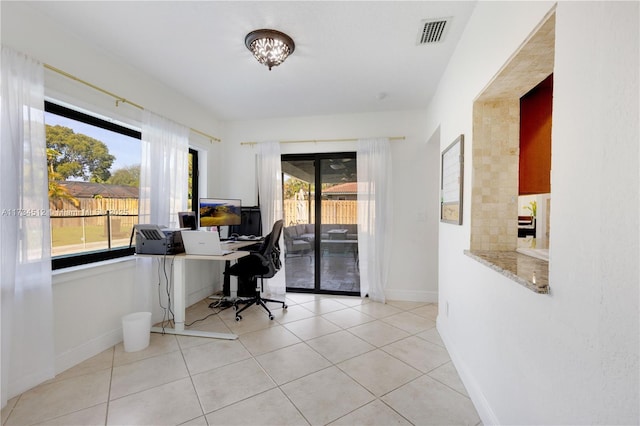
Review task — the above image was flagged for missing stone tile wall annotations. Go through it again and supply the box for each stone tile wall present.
[470,99,520,251]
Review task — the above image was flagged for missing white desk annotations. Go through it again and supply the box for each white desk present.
[145,243,253,340]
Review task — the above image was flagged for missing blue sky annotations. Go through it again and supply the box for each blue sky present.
[45,113,140,174]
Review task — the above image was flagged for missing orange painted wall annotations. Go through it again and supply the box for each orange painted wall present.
[519,74,553,195]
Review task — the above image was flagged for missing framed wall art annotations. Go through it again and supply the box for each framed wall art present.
[441,134,464,225]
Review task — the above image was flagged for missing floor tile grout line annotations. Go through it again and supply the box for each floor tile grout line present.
[333,352,421,397]
[104,345,116,425]
[377,396,417,426]
[246,347,314,425]
[4,366,116,425]
[426,370,474,400]
[177,334,212,424]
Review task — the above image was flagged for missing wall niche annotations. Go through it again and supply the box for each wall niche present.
[470,12,555,251]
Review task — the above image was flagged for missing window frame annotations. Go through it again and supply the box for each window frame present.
[188,148,199,214]
[46,101,141,270]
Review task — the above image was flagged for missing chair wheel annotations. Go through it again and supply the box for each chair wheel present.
[235,315,242,321]
[283,305,288,309]
[269,315,274,320]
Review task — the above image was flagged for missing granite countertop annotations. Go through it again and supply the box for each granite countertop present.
[464,250,549,294]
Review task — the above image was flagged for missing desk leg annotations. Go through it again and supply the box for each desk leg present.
[174,256,186,331]
[150,256,237,340]
[222,260,239,300]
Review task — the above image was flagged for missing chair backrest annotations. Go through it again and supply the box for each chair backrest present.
[257,219,283,278]
[226,219,284,280]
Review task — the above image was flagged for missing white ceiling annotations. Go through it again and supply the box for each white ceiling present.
[22,1,476,122]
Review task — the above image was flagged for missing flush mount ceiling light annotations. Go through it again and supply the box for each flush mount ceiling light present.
[245,29,295,70]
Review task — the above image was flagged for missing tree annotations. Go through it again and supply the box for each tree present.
[46,124,115,182]
[47,147,80,209]
[108,164,140,187]
[283,177,311,200]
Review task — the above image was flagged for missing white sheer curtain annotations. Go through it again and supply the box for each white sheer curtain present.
[1,47,55,408]
[139,110,189,227]
[256,141,286,297]
[357,138,393,303]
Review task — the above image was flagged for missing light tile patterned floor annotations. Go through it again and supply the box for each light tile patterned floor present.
[1,294,481,426]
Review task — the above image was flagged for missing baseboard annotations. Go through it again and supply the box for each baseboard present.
[385,289,438,303]
[54,327,122,375]
[436,316,500,425]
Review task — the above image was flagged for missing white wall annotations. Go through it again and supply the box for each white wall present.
[429,1,639,424]
[51,259,137,373]
[223,110,439,302]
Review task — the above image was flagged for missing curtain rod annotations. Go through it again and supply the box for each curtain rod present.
[44,63,222,143]
[240,136,405,146]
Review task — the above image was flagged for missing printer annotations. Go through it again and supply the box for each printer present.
[133,225,185,255]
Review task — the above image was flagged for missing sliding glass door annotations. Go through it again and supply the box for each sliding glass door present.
[282,157,316,292]
[281,153,359,295]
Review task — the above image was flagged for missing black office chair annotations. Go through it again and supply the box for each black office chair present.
[227,219,287,321]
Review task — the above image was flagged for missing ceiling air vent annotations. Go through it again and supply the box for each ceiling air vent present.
[417,18,450,45]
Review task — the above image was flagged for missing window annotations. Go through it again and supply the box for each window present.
[46,102,199,269]
[46,101,141,269]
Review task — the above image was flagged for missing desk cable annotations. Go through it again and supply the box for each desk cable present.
[155,253,175,333]
[154,251,238,330]
[184,299,233,327]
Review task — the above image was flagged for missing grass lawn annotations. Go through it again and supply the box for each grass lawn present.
[51,224,131,247]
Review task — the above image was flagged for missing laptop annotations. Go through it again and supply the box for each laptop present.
[181,230,234,256]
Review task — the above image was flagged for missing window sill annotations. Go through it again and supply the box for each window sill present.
[464,250,549,294]
[52,255,136,285]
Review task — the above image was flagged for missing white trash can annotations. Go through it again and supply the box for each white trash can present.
[122,312,152,352]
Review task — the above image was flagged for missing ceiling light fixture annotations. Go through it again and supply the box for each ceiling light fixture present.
[245,29,295,71]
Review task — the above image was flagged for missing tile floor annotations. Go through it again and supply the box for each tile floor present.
[1,294,481,426]
[285,254,360,293]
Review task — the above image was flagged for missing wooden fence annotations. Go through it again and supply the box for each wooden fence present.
[50,198,138,232]
[50,198,138,216]
[283,199,357,225]
[50,198,356,228]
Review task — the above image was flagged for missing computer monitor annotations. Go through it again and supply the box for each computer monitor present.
[229,206,262,237]
[198,198,242,228]
[177,211,197,230]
